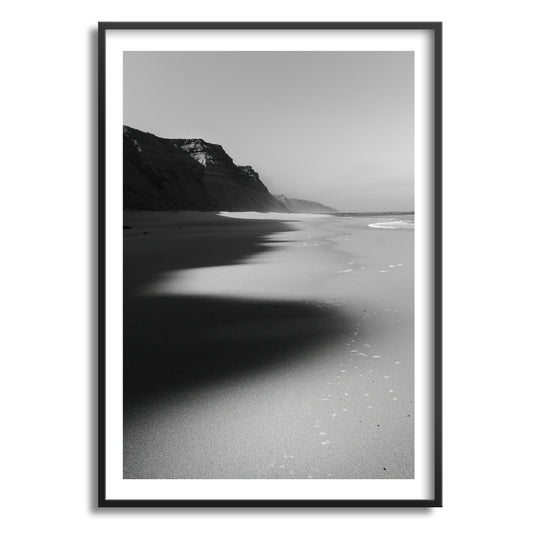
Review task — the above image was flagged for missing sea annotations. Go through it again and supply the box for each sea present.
[333,212,415,230]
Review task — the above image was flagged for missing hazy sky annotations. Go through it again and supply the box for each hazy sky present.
[124,52,413,212]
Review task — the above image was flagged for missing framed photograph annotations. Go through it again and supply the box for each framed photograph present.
[98,22,442,507]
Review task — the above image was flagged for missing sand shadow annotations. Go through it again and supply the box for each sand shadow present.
[124,294,348,401]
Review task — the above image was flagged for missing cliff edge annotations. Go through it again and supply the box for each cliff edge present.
[123,126,287,212]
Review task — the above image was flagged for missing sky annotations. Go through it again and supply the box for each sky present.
[124,51,413,212]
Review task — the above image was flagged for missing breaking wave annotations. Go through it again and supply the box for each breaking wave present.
[368,219,415,230]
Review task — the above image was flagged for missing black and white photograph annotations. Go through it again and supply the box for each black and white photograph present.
[123,50,416,479]
[100,23,441,505]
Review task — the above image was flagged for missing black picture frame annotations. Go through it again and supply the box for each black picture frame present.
[98,21,442,508]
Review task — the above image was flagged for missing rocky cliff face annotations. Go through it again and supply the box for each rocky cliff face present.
[123,126,287,212]
[274,195,338,214]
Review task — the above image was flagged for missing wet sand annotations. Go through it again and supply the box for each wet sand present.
[123,211,414,479]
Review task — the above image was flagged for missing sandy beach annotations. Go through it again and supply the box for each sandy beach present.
[123,210,414,479]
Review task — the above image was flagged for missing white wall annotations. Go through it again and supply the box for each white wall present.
[1,1,532,531]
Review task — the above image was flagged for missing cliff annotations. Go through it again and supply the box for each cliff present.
[274,195,338,214]
[123,126,287,212]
